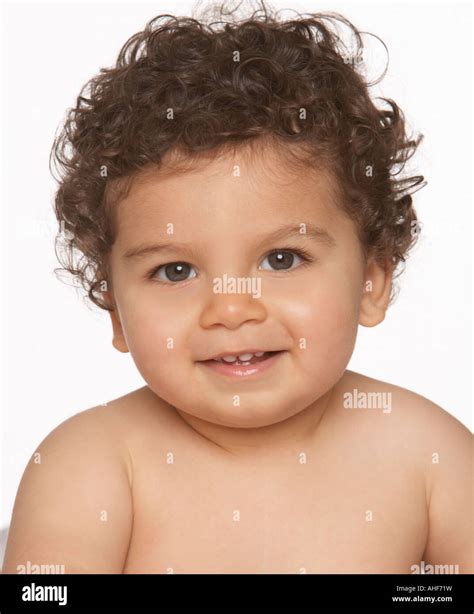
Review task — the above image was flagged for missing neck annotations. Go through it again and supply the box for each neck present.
[173,385,336,460]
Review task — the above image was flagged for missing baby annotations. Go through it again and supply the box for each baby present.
[3,2,472,574]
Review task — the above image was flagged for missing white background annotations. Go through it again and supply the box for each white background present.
[1,0,472,541]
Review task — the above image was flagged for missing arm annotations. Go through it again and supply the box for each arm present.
[422,410,473,573]
[2,407,133,574]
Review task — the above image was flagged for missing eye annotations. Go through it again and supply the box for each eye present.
[150,262,197,283]
[259,249,309,271]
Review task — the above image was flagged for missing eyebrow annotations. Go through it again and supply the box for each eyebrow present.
[122,223,335,261]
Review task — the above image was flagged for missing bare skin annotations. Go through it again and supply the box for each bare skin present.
[3,141,472,573]
[3,373,472,574]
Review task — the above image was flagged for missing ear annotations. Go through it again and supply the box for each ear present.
[102,291,129,353]
[359,258,393,327]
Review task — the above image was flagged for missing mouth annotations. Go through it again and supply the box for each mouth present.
[197,350,286,378]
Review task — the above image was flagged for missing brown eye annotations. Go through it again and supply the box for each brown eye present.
[260,250,302,271]
[152,262,197,283]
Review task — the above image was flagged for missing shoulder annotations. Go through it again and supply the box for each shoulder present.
[35,394,136,486]
[90,386,184,472]
[339,370,472,571]
[337,370,471,490]
[96,384,179,442]
[2,394,141,573]
[340,369,471,438]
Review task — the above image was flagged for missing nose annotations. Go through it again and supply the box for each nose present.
[199,291,267,330]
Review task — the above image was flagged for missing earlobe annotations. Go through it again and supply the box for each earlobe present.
[359,259,393,327]
[102,291,129,353]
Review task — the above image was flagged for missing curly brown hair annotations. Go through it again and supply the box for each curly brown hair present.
[50,0,426,312]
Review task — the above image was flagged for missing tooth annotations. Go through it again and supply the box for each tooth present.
[254,351,264,357]
[238,353,253,361]
[222,355,237,363]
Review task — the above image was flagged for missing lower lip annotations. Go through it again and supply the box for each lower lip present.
[198,351,285,379]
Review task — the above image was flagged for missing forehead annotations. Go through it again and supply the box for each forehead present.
[111,142,346,244]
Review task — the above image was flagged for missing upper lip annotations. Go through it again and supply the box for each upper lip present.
[201,349,283,361]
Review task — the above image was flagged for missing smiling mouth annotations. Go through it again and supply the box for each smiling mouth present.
[197,350,285,378]
[205,351,282,366]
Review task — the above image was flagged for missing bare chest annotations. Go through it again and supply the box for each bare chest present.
[122,440,428,573]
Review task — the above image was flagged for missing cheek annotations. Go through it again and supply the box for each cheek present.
[280,270,362,378]
[117,292,194,383]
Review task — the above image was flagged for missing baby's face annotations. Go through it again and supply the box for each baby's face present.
[107,146,379,428]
